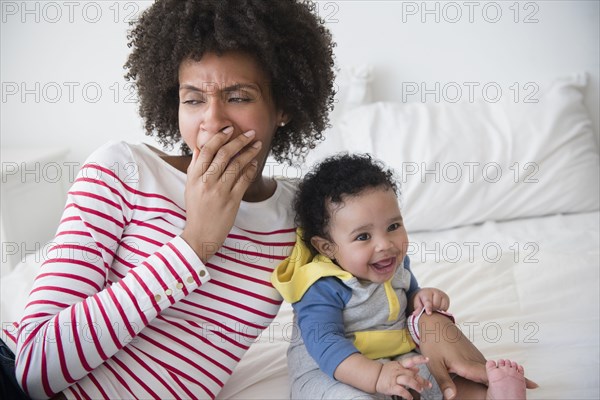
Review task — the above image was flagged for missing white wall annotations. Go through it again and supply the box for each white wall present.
[328,1,599,140]
[2,1,599,164]
[1,0,148,163]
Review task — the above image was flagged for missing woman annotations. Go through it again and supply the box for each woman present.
[1,1,499,399]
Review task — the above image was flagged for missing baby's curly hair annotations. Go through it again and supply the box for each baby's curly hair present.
[295,153,399,253]
[124,0,336,164]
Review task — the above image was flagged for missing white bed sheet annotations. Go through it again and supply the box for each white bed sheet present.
[217,211,600,399]
[2,212,598,399]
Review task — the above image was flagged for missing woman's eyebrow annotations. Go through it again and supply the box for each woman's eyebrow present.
[178,83,261,93]
[222,83,261,93]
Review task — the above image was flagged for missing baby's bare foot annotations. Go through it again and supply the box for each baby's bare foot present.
[486,359,526,400]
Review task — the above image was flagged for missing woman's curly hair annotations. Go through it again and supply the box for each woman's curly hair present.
[124,0,336,164]
[294,153,400,253]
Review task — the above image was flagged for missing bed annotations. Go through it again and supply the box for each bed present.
[1,71,599,399]
[217,212,599,400]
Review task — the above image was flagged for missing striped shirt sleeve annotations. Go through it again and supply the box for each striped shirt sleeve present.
[14,154,209,399]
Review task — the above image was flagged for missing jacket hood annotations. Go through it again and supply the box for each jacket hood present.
[271,229,353,303]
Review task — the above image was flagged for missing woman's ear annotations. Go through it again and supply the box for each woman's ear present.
[277,110,290,127]
[310,236,336,259]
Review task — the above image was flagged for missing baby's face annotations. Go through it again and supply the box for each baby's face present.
[324,187,408,283]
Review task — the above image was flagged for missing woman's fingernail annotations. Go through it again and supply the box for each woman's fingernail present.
[252,140,262,149]
[223,126,234,134]
[444,388,455,399]
[243,130,256,137]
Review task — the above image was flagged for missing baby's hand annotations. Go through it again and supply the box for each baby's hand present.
[375,355,431,398]
[412,288,450,316]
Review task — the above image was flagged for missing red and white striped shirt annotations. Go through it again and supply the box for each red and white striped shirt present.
[4,141,296,399]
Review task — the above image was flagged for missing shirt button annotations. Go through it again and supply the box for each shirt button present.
[165,289,173,296]
[176,282,184,290]
[199,270,207,278]
[154,294,161,302]
[187,276,195,283]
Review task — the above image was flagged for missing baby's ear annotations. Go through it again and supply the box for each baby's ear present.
[310,236,335,258]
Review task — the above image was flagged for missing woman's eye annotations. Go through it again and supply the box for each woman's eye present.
[228,97,251,103]
[182,99,203,105]
[355,233,370,241]
[226,89,253,103]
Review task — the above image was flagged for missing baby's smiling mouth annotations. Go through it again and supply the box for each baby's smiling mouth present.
[370,257,396,270]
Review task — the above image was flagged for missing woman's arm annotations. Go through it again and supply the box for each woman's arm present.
[416,312,488,399]
[16,131,260,399]
[15,149,208,399]
[417,312,538,400]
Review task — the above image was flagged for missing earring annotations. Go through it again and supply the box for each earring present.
[279,122,286,127]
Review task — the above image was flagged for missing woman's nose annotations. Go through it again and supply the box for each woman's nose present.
[201,96,232,135]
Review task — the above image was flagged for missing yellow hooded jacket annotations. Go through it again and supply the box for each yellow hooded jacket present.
[271,230,416,361]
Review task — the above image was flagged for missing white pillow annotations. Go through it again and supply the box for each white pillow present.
[334,73,599,231]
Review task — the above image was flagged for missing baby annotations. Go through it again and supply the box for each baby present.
[272,153,527,399]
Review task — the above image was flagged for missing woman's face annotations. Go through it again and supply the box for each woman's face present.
[178,51,286,176]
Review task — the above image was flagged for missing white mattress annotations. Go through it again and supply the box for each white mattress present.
[2,212,598,399]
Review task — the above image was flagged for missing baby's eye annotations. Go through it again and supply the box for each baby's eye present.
[388,222,401,232]
[355,233,370,241]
